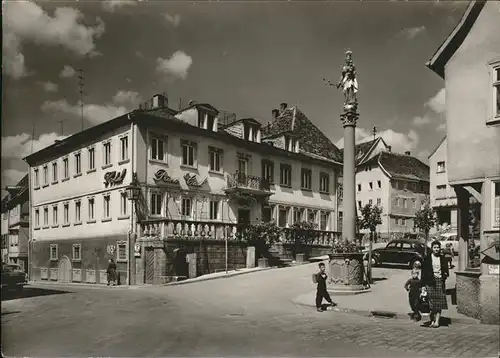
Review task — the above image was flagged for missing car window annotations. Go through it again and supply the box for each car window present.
[401,242,412,249]
[386,242,397,248]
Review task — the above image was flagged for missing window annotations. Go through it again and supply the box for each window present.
[261,160,274,184]
[357,184,361,191]
[490,62,500,123]
[395,198,400,207]
[34,168,39,187]
[75,201,81,223]
[103,141,112,166]
[120,192,128,216]
[358,201,362,209]
[280,164,292,187]
[278,208,288,227]
[377,180,382,189]
[301,168,312,190]
[72,244,81,261]
[34,209,40,227]
[43,207,49,226]
[181,140,197,167]
[308,210,316,223]
[63,157,69,179]
[150,193,162,216]
[319,173,330,193]
[88,198,95,221]
[401,218,406,226]
[262,207,272,222]
[52,162,58,182]
[209,147,223,172]
[320,212,329,231]
[369,182,373,190]
[75,153,82,175]
[403,198,407,208]
[150,136,165,161]
[437,161,446,173]
[63,203,69,224]
[493,182,499,228]
[43,165,48,185]
[437,185,446,199]
[369,199,373,205]
[50,244,58,261]
[376,198,381,206]
[88,147,95,170]
[238,157,249,176]
[181,198,192,217]
[293,208,303,223]
[103,195,111,218]
[117,242,127,262]
[120,135,129,161]
[337,212,343,233]
[413,199,417,209]
[209,200,219,220]
[52,206,58,226]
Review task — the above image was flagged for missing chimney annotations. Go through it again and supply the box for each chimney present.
[405,151,411,156]
[152,93,168,108]
[280,102,288,113]
[387,146,392,152]
[272,109,279,119]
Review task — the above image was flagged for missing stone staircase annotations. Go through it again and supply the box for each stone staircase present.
[267,244,295,267]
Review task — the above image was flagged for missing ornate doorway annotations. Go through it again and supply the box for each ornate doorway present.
[58,256,72,283]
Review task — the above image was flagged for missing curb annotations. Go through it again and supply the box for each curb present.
[27,281,145,290]
[292,297,481,325]
[163,267,275,286]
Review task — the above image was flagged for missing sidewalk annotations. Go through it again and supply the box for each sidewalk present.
[293,261,481,325]
[163,267,273,286]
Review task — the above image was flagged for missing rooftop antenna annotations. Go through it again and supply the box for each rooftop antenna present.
[78,68,84,132]
[372,126,377,141]
[56,119,66,136]
[30,121,36,154]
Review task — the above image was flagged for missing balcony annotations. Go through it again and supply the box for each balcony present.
[225,172,271,198]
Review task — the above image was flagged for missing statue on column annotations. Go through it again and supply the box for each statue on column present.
[337,50,358,114]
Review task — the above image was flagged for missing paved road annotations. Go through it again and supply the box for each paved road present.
[2,264,499,357]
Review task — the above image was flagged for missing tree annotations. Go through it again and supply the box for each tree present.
[414,203,436,256]
[238,221,282,262]
[285,221,318,257]
[358,203,382,284]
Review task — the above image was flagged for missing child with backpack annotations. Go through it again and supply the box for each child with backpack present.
[313,262,335,312]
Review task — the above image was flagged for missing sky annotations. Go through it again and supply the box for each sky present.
[2,0,469,195]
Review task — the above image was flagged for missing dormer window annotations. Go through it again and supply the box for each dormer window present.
[284,135,298,152]
[198,111,217,131]
[243,122,260,143]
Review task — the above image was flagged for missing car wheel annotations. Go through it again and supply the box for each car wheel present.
[371,256,380,266]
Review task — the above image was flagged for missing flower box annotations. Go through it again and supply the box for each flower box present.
[72,269,82,282]
[85,269,96,284]
[40,267,49,280]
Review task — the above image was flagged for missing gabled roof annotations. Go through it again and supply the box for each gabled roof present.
[179,103,220,114]
[426,1,486,78]
[262,107,343,162]
[339,137,388,165]
[364,151,430,182]
[428,135,447,159]
[219,117,262,129]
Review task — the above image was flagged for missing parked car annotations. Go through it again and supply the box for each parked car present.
[363,239,426,269]
[1,263,27,291]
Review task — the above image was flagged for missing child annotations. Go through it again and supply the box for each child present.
[313,262,334,312]
[443,243,454,269]
[404,270,422,321]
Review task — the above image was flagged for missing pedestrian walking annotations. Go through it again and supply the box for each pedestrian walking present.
[443,243,454,269]
[107,258,117,286]
[421,240,449,328]
[313,262,334,312]
[404,270,422,321]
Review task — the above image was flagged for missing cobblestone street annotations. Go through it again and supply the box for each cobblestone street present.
[2,264,498,357]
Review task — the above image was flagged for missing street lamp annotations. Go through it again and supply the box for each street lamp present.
[126,172,140,285]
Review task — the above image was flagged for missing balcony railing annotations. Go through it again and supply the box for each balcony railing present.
[226,172,270,192]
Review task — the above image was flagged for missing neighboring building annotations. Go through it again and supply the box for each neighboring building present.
[23,95,343,285]
[338,137,430,239]
[426,0,500,324]
[0,175,29,271]
[429,136,458,230]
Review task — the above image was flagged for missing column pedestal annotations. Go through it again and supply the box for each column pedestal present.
[328,253,369,295]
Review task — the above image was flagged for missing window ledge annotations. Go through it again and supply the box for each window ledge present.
[74,222,82,226]
[118,215,130,220]
[319,191,330,195]
[50,258,58,262]
[149,159,168,165]
[62,177,70,183]
[42,226,50,229]
[42,184,49,188]
[62,223,70,228]
[51,225,59,229]
[301,188,312,192]
[280,184,292,189]
[34,227,40,230]
[87,168,96,174]
[208,170,224,177]
[486,117,500,126]
[118,159,130,165]
[102,164,113,170]
[74,173,82,178]
[34,186,40,190]
[87,220,96,224]
[72,259,81,262]
[102,218,112,223]
[52,181,58,185]
[180,164,198,171]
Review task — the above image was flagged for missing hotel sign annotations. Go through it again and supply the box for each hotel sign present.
[153,169,180,185]
[104,169,127,187]
[184,173,208,187]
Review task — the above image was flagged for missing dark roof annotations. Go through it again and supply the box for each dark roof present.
[219,117,262,129]
[428,136,446,159]
[262,107,342,162]
[426,1,486,78]
[339,137,385,165]
[180,103,219,114]
[365,151,430,182]
[2,174,29,211]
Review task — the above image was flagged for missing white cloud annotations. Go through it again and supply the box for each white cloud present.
[335,127,419,154]
[59,65,76,78]
[102,0,138,12]
[156,51,193,80]
[412,115,431,126]
[164,13,181,27]
[1,169,26,188]
[425,88,446,114]
[2,132,67,160]
[41,98,128,125]
[3,1,105,79]
[112,91,143,105]
[398,26,426,40]
[41,81,59,92]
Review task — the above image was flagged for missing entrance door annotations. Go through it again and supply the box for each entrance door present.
[145,248,155,284]
[237,158,248,184]
[238,209,251,225]
[58,256,72,283]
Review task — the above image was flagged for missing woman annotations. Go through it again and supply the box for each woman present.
[107,258,117,286]
[421,240,449,328]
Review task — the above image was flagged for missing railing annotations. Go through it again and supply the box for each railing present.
[281,228,343,246]
[227,172,270,191]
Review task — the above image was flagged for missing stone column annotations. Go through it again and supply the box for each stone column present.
[455,186,470,271]
[341,114,357,242]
